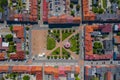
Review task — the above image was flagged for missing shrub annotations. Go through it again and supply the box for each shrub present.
[26,27,29,31]
[71,10,75,16]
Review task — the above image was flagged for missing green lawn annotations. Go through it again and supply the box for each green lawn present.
[62,33,72,41]
[62,48,70,59]
[69,35,79,54]
[47,36,56,50]
[52,48,60,55]
[52,30,60,39]
[102,0,107,9]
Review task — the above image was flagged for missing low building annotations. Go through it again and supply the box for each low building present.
[103,40,113,52]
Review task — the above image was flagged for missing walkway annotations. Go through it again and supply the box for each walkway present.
[46,27,82,59]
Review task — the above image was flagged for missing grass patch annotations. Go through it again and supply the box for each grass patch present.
[69,34,79,54]
[47,36,56,50]
[62,33,72,41]
[62,30,73,41]
[52,30,60,39]
[62,48,70,59]
[102,0,107,9]
[52,48,60,55]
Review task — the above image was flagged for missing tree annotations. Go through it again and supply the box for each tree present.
[76,4,80,11]
[9,25,13,31]
[117,32,120,36]
[98,8,104,14]
[92,7,98,13]
[26,27,29,31]
[70,3,74,9]
[71,10,75,16]
[26,51,29,55]
[54,56,57,59]
[47,56,50,59]
[23,75,30,80]
[94,42,102,49]
[9,41,14,45]
[5,34,13,42]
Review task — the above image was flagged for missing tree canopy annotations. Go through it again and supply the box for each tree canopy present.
[70,3,74,9]
[23,75,30,80]
[76,4,80,11]
[5,34,13,42]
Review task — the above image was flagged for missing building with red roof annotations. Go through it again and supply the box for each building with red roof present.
[36,72,42,80]
[83,0,96,21]
[0,66,9,72]
[0,53,5,60]
[42,0,48,22]
[29,0,38,21]
[16,43,22,51]
[13,26,24,40]
[105,72,112,80]
[85,24,113,60]
[10,51,25,60]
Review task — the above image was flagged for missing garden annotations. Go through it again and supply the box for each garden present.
[93,41,103,55]
[47,35,56,50]
[4,34,16,53]
[52,48,60,55]
[46,29,78,59]
[62,48,70,59]
[69,34,79,54]
[92,0,105,14]
[62,29,75,41]
[5,73,18,80]
[69,3,80,16]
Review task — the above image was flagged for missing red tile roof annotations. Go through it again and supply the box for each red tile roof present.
[0,66,9,72]
[85,24,113,60]
[29,0,38,21]
[13,26,24,39]
[10,51,25,60]
[83,0,96,20]
[0,53,5,60]
[14,14,23,21]
[106,72,112,80]
[31,66,42,73]
[42,0,48,22]
[36,72,42,80]
[16,43,22,51]
[12,66,31,72]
